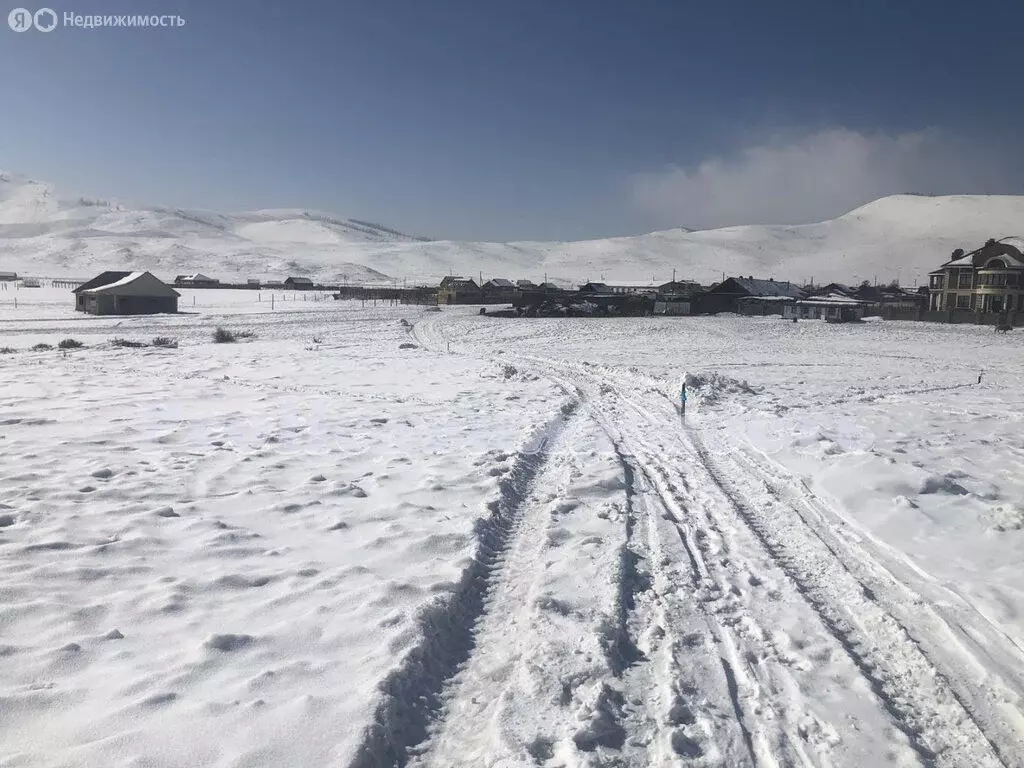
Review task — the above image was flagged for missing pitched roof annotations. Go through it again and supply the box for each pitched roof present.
[286,276,314,283]
[941,237,1024,269]
[73,271,132,294]
[721,277,805,298]
[797,293,871,306]
[484,278,515,288]
[79,271,180,298]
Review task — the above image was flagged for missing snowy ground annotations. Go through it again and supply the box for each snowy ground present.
[2,290,1023,767]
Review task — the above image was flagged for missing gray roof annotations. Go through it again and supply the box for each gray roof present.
[79,271,179,298]
[74,271,132,294]
[485,278,515,288]
[728,277,805,298]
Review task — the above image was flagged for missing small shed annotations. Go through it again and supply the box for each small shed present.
[782,294,869,322]
[74,271,179,315]
[0,271,17,282]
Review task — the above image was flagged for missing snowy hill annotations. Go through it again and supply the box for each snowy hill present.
[2,171,1023,286]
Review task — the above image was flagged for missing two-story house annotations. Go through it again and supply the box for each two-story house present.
[928,238,1024,313]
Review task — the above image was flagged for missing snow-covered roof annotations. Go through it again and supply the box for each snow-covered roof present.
[80,271,180,297]
[485,278,515,288]
[82,271,146,292]
[999,236,1024,253]
[943,253,976,267]
[797,293,872,306]
[728,277,805,298]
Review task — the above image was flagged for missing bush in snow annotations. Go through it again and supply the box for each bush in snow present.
[684,372,759,405]
[238,330,258,339]
[112,338,147,348]
[58,338,84,350]
[152,336,178,348]
[31,343,52,352]
[0,347,15,354]
[213,327,236,343]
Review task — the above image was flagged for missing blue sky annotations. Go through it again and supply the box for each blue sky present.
[4,0,1024,240]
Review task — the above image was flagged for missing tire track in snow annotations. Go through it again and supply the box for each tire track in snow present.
[544,368,784,767]
[686,432,1007,766]
[346,403,576,768]
[606,363,1013,767]
[411,317,753,766]
[728,440,1024,767]
[584,363,1010,768]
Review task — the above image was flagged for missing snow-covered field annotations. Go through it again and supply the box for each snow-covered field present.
[4,171,1024,286]
[2,288,1023,767]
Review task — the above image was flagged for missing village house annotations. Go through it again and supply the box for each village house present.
[782,293,871,322]
[592,281,661,295]
[481,278,516,302]
[285,276,315,289]
[928,238,1024,314]
[73,271,180,315]
[703,277,805,314]
[0,271,17,282]
[516,279,537,290]
[438,277,482,304]
[174,273,219,287]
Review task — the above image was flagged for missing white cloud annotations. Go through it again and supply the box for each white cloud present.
[631,128,1002,230]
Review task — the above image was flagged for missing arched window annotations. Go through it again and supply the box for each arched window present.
[984,258,1009,269]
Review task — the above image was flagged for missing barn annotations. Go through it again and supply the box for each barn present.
[73,271,180,315]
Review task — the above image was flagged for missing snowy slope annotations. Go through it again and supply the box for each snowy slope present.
[3,171,1024,285]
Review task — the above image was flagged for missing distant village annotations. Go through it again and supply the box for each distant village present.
[1,236,1021,328]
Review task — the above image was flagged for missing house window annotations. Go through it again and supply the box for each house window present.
[957,273,974,289]
[956,294,971,309]
[930,275,945,289]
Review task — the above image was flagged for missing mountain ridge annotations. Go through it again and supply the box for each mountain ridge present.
[1,172,1021,286]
